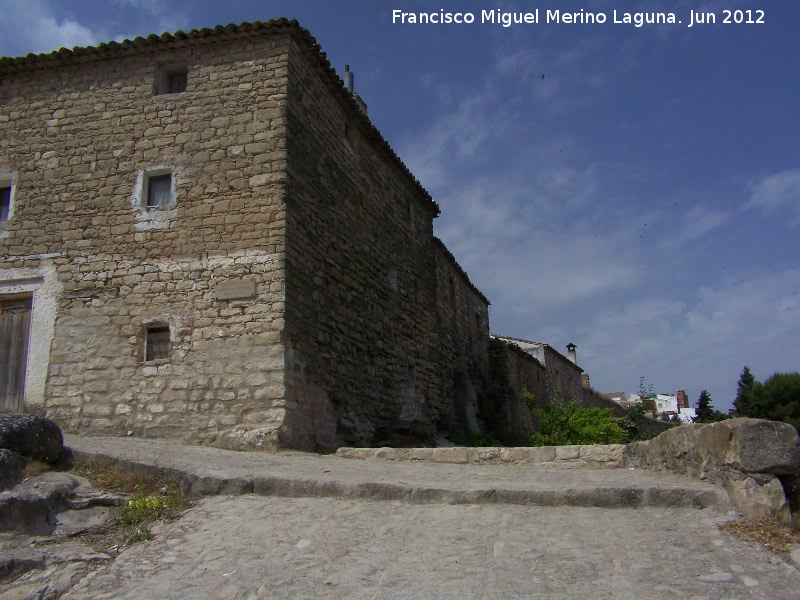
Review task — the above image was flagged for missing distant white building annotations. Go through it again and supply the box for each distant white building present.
[608,389,694,422]
[654,394,679,415]
[603,392,642,410]
[644,390,694,422]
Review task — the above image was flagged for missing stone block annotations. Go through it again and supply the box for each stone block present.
[408,449,433,462]
[698,418,800,475]
[555,446,580,461]
[528,446,557,463]
[580,444,624,466]
[724,475,792,523]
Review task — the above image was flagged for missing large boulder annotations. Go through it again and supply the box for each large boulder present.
[0,413,69,466]
[622,418,800,523]
[624,419,800,480]
[697,418,800,475]
[0,449,29,492]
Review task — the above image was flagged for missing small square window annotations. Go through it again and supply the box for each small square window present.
[146,174,172,207]
[145,325,170,361]
[0,186,10,221]
[155,64,187,96]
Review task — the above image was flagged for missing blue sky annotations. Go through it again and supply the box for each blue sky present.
[2,0,798,412]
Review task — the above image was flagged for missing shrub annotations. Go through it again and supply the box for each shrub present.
[119,484,184,544]
[73,457,188,545]
[530,398,624,446]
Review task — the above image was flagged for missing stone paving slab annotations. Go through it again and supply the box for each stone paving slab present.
[65,495,800,599]
[65,435,725,509]
[57,435,800,599]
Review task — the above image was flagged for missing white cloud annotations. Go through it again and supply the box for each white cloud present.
[685,271,800,345]
[110,0,187,37]
[0,0,104,56]
[579,269,800,411]
[0,0,189,58]
[387,3,796,417]
[745,168,800,225]
[399,88,512,190]
[659,204,732,248]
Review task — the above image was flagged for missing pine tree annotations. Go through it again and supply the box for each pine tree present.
[733,366,756,416]
[694,390,723,423]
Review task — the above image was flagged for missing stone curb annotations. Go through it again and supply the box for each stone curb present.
[336,444,625,468]
[72,450,722,510]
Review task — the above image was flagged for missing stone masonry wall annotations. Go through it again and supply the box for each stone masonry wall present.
[543,346,583,402]
[283,40,445,449]
[432,240,490,436]
[338,444,625,469]
[488,337,545,434]
[0,30,292,447]
[2,22,499,451]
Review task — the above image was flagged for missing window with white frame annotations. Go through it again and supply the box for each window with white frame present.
[146,173,172,207]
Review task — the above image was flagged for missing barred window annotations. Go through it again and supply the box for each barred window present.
[145,325,170,361]
[155,64,187,95]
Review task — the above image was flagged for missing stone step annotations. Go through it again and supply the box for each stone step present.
[65,435,727,510]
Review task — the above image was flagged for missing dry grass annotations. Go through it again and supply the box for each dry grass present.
[70,457,192,550]
[21,459,51,478]
[721,517,800,560]
[72,456,164,495]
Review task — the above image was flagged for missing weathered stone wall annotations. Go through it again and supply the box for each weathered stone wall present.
[283,40,448,449]
[488,337,544,434]
[1,22,498,451]
[580,387,629,418]
[0,30,292,446]
[432,240,491,435]
[542,346,583,402]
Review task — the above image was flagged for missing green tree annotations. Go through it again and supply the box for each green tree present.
[733,365,756,416]
[530,399,624,446]
[749,372,800,430]
[627,404,647,424]
[694,390,726,423]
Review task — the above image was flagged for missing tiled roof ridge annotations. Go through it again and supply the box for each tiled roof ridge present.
[0,19,298,71]
[0,18,441,218]
[432,237,490,305]
[491,333,546,346]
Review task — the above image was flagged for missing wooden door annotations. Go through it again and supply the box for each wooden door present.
[0,297,32,413]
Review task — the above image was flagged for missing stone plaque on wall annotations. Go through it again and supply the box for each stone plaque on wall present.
[215,278,257,300]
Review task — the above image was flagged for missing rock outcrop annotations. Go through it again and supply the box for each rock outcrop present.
[0,413,73,492]
[623,418,800,522]
[0,416,124,598]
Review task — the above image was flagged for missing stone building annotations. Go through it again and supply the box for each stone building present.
[491,335,584,403]
[487,336,545,437]
[0,19,493,451]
